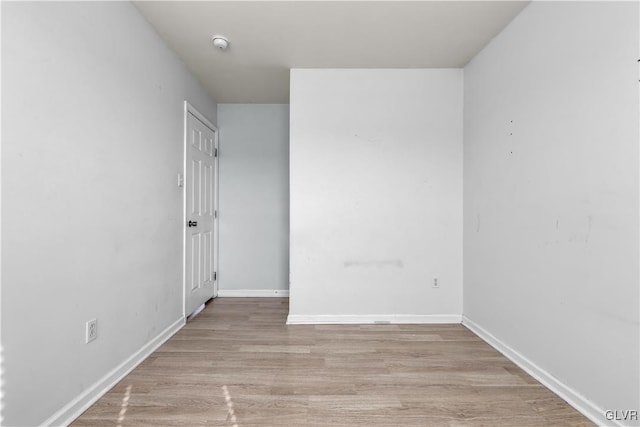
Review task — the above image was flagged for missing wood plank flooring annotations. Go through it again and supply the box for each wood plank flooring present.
[71,298,593,426]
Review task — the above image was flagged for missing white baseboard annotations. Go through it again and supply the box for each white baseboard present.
[217,289,289,297]
[41,317,185,427]
[287,314,462,325]
[462,316,616,427]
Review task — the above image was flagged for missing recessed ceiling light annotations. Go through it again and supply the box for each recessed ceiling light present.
[211,35,229,51]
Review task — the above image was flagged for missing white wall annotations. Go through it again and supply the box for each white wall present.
[1,3,216,426]
[217,104,290,295]
[289,69,463,322]
[463,2,639,425]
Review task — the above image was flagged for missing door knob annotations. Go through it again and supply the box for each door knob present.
[188,220,198,227]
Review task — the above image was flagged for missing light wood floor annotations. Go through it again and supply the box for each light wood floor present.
[71,298,592,426]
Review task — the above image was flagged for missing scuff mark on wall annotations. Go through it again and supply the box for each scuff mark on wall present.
[344,260,404,268]
[586,215,593,243]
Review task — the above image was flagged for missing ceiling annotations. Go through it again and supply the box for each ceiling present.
[134,1,529,104]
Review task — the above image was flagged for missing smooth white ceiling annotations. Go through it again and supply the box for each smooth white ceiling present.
[134,1,528,103]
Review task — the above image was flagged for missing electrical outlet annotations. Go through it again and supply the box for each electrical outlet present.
[433,277,440,288]
[86,319,97,343]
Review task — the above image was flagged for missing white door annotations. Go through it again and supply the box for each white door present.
[184,106,218,317]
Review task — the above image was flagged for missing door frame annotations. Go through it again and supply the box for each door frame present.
[183,101,219,318]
